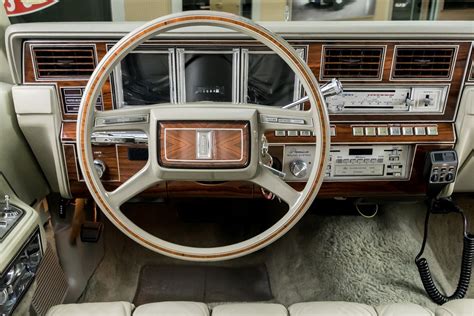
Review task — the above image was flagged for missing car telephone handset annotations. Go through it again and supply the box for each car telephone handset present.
[416,150,474,305]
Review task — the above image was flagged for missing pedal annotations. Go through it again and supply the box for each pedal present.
[80,221,103,243]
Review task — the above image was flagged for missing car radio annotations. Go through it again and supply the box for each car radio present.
[325,85,448,114]
[276,144,413,182]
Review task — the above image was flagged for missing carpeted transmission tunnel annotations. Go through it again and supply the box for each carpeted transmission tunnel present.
[133,264,273,305]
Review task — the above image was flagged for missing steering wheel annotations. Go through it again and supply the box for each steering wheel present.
[77,11,330,261]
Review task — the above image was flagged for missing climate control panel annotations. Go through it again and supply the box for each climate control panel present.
[325,85,448,114]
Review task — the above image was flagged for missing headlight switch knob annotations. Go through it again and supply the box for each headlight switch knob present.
[93,159,106,179]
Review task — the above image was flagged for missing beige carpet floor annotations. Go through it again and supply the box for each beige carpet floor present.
[79,195,474,311]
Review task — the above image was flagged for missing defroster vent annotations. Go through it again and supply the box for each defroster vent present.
[32,45,96,79]
[321,46,385,80]
[392,46,457,80]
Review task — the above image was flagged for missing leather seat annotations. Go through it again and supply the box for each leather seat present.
[289,302,434,316]
[375,303,434,316]
[212,303,287,316]
[435,299,474,316]
[46,301,134,316]
[134,301,209,316]
[45,299,474,316]
[289,302,377,316]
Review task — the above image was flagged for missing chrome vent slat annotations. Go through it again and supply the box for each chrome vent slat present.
[321,46,384,80]
[392,47,456,79]
[32,46,96,79]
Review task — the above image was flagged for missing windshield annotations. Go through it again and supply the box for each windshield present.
[3,0,474,23]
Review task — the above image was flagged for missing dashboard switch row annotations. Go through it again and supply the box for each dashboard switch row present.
[352,125,439,137]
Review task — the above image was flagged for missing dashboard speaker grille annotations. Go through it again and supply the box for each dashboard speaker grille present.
[321,46,385,80]
[392,46,456,79]
[32,45,96,79]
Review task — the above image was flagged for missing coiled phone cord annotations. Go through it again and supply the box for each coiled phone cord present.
[415,199,474,305]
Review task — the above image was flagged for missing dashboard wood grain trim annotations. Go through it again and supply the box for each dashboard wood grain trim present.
[304,40,471,122]
[23,40,471,122]
[22,36,469,204]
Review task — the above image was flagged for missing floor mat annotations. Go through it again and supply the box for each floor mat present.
[133,264,273,305]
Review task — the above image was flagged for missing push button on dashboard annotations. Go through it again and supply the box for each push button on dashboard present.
[389,127,401,136]
[377,127,389,136]
[426,126,439,136]
[365,127,376,136]
[402,127,414,136]
[352,127,364,136]
[414,127,426,136]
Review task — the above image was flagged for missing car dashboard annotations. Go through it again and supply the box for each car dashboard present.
[6,21,474,199]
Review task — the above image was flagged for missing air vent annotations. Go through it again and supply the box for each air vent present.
[321,46,385,80]
[32,45,96,79]
[392,46,456,80]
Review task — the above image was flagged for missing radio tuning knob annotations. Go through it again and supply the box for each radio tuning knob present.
[290,160,308,178]
[93,159,106,179]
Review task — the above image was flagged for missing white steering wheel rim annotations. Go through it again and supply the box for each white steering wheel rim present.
[77,11,330,261]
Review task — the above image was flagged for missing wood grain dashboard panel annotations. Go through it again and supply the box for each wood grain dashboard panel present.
[158,121,250,168]
[303,41,471,122]
[23,40,472,122]
[63,142,451,198]
[23,41,115,121]
[24,38,468,198]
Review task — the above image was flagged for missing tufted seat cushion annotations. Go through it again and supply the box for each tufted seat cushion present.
[212,303,287,316]
[376,303,434,316]
[46,301,134,316]
[133,301,209,316]
[289,302,377,316]
[435,299,474,316]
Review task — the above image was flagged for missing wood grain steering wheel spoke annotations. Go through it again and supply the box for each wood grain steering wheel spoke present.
[107,163,161,208]
[252,164,302,207]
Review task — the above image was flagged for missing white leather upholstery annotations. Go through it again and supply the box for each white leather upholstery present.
[435,299,474,316]
[376,303,434,316]
[46,301,134,316]
[133,301,209,316]
[289,302,377,316]
[212,303,287,316]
